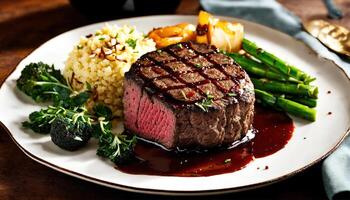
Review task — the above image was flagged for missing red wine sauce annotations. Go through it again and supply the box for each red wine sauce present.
[117,105,294,176]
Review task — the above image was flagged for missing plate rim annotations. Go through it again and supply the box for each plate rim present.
[1,121,349,195]
[1,14,350,196]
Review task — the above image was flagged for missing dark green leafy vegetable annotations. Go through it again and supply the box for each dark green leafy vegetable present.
[22,106,91,134]
[17,62,91,108]
[50,115,92,151]
[19,62,137,163]
[93,103,113,120]
[55,90,91,109]
[93,104,137,164]
[17,62,70,102]
[22,106,67,134]
[23,105,93,150]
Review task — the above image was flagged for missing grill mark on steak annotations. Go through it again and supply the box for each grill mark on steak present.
[129,41,250,107]
[142,42,245,103]
[164,43,243,96]
[124,41,255,149]
[145,50,209,98]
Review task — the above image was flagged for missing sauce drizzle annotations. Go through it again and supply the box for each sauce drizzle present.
[117,104,294,177]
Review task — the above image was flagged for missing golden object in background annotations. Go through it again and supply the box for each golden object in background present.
[304,19,350,57]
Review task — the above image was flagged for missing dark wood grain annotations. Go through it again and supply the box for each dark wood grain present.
[0,0,348,199]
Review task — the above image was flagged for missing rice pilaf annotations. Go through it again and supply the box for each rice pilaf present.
[64,24,156,117]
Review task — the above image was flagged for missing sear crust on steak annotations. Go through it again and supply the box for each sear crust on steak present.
[123,41,255,149]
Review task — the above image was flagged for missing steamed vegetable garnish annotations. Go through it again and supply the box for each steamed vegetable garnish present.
[96,123,137,165]
[255,89,316,121]
[251,78,318,98]
[93,104,137,164]
[23,105,91,134]
[17,62,69,102]
[229,53,302,83]
[57,90,91,109]
[50,113,92,151]
[227,39,319,121]
[93,103,113,121]
[23,105,93,150]
[22,106,65,134]
[17,62,91,108]
[18,61,137,162]
[285,96,317,108]
[242,39,315,83]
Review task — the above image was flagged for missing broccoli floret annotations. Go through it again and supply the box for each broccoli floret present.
[50,116,92,151]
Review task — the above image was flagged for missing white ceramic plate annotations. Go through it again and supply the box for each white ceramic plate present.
[0,15,349,195]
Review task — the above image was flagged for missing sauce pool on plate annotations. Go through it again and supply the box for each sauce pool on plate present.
[117,104,294,176]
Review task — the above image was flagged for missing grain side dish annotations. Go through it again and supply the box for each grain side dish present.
[64,24,156,117]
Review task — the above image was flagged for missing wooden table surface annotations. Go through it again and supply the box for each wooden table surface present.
[1,0,349,199]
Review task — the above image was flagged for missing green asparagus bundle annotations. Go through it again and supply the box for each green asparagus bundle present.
[229,53,302,83]
[255,89,316,121]
[251,78,318,98]
[227,39,319,121]
[242,39,316,84]
[284,95,317,108]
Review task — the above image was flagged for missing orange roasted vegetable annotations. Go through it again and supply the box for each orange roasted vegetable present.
[148,23,196,48]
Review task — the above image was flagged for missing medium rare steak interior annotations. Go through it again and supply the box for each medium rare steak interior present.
[123,41,255,149]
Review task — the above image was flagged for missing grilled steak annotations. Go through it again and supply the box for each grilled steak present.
[123,41,255,149]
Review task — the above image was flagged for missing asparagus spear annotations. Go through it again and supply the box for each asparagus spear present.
[251,78,318,98]
[255,89,316,121]
[285,96,317,108]
[228,53,302,83]
[242,39,315,83]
